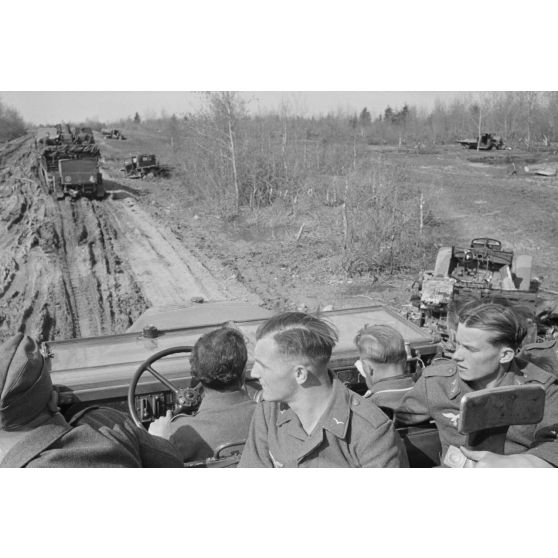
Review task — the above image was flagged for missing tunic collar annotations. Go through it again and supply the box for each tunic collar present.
[275,378,351,440]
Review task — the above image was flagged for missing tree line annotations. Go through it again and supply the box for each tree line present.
[0,97,26,142]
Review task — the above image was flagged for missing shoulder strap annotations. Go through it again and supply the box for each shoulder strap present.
[1,418,72,468]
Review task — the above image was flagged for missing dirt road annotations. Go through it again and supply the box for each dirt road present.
[0,135,260,342]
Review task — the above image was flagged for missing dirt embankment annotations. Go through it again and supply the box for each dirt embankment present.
[0,135,260,343]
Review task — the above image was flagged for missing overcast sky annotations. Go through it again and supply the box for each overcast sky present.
[0,91,470,125]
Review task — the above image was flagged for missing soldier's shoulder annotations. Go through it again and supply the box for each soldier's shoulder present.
[350,392,392,428]
[518,358,558,388]
[422,358,458,378]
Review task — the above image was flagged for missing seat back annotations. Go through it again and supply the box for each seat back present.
[458,384,545,453]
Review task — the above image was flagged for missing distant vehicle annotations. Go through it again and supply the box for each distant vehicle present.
[72,126,95,145]
[121,154,172,179]
[35,126,60,147]
[102,128,126,140]
[457,133,504,150]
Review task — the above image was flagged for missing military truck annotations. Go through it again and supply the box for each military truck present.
[457,133,504,150]
[121,154,172,179]
[43,302,443,467]
[37,143,105,200]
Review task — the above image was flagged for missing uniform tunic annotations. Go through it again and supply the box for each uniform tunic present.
[239,378,407,468]
[165,389,256,462]
[366,374,416,414]
[1,408,183,468]
[396,358,558,466]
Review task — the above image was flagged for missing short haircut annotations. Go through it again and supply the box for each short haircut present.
[190,327,248,389]
[354,324,407,365]
[457,299,528,351]
[256,312,338,366]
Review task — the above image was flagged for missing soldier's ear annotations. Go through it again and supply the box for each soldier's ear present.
[294,365,308,385]
[499,346,515,364]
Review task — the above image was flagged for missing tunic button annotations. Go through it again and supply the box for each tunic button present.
[352,397,360,406]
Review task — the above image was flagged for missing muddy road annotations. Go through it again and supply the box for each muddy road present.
[0,135,260,342]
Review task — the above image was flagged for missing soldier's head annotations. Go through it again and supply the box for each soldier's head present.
[452,300,527,387]
[252,312,338,403]
[354,324,407,389]
[0,334,58,432]
[190,327,248,390]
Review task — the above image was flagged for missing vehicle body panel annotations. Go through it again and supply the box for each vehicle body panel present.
[46,304,439,404]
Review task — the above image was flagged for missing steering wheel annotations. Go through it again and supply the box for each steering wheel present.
[127,346,201,429]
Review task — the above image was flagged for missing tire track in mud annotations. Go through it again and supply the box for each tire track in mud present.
[56,199,98,337]
[99,198,230,307]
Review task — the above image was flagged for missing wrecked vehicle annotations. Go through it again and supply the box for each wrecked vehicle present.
[121,154,172,179]
[457,133,504,150]
[43,302,442,467]
[409,238,558,343]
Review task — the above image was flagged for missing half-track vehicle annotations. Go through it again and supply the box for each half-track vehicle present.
[457,133,504,150]
[121,154,172,179]
[43,302,443,467]
[36,142,104,200]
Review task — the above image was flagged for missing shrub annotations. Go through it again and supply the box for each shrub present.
[341,162,431,275]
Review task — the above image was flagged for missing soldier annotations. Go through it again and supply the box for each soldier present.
[148,326,256,462]
[353,324,418,417]
[239,312,407,467]
[396,300,558,467]
[0,334,183,468]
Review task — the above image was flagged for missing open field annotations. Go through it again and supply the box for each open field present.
[1,127,558,342]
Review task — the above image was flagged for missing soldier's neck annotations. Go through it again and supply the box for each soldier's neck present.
[290,378,334,435]
[468,363,510,391]
[372,363,407,384]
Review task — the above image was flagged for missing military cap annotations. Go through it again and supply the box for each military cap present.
[0,334,53,429]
